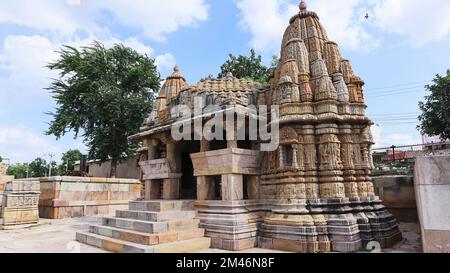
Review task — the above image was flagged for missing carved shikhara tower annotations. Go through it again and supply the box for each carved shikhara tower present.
[123,1,402,253]
[258,1,402,252]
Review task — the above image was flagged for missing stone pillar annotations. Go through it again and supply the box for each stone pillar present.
[227,139,238,149]
[201,138,210,152]
[302,125,319,200]
[352,125,368,198]
[339,125,358,200]
[197,176,215,201]
[292,144,299,169]
[279,147,284,169]
[316,124,345,199]
[145,180,162,200]
[162,179,180,200]
[141,139,158,200]
[247,176,260,199]
[163,142,181,200]
[221,174,243,201]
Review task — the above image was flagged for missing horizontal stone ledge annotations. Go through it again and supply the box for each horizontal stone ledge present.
[143,173,182,180]
[40,199,133,207]
[38,176,140,184]
[194,168,260,176]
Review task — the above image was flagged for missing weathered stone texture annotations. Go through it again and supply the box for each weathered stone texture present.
[0,179,40,229]
[373,175,418,223]
[415,156,450,253]
[39,176,141,219]
[76,200,211,253]
[83,0,403,253]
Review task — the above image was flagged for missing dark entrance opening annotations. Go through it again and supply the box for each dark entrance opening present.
[180,141,200,199]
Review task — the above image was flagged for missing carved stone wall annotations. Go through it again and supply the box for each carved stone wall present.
[0,179,40,229]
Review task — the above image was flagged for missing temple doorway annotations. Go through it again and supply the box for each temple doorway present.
[180,141,200,199]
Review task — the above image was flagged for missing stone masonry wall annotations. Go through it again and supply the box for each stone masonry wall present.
[372,175,418,223]
[415,156,450,253]
[39,176,141,219]
[1,179,40,229]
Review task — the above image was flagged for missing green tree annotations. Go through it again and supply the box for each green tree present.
[46,42,161,177]
[219,49,273,83]
[29,158,48,178]
[0,156,3,163]
[7,163,29,179]
[418,70,450,141]
[60,149,82,172]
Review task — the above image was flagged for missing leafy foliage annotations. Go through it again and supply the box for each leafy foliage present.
[29,158,53,178]
[7,163,29,179]
[218,49,278,83]
[7,158,59,178]
[418,70,450,141]
[46,41,161,177]
[60,149,82,172]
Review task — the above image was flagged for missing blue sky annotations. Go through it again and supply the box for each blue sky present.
[1,0,450,164]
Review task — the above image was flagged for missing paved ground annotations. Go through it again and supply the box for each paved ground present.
[0,218,422,253]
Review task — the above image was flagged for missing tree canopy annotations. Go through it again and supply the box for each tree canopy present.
[28,157,50,178]
[7,163,30,179]
[418,70,450,141]
[46,41,161,177]
[60,149,82,172]
[218,49,278,83]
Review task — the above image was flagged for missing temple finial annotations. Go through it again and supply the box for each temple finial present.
[299,0,307,11]
[174,65,180,72]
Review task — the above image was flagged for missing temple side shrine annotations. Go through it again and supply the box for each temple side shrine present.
[77,1,402,253]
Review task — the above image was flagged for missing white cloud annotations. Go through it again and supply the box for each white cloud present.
[0,35,59,96]
[235,0,378,54]
[67,0,81,6]
[155,53,176,70]
[235,0,298,53]
[236,0,450,54]
[0,0,209,42]
[121,38,154,56]
[371,125,421,149]
[371,0,450,47]
[0,35,174,98]
[0,125,62,163]
[308,0,379,51]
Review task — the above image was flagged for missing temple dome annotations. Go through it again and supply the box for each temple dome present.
[273,1,365,106]
[159,65,188,102]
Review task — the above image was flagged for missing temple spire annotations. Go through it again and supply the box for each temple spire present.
[299,0,307,12]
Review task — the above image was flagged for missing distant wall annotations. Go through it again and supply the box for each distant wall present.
[76,157,141,179]
[373,175,418,223]
[39,176,141,219]
[415,156,450,253]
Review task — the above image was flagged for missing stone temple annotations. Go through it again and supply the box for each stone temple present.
[77,1,402,253]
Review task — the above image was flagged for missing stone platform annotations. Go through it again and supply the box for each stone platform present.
[39,177,141,219]
[195,200,264,251]
[76,200,211,253]
[0,179,40,229]
[415,156,450,253]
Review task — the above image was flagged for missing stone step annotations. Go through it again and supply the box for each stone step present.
[116,210,197,222]
[76,231,211,253]
[89,224,205,245]
[102,217,167,233]
[102,217,201,233]
[129,200,194,212]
